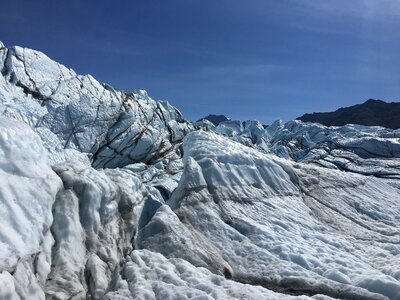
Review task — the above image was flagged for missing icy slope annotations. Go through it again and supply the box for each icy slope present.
[1,42,400,300]
[0,118,329,300]
[267,120,400,178]
[0,42,193,168]
[103,249,330,300]
[197,119,270,152]
[0,117,62,299]
[0,117,183,299]
[210,118,400,178]
[137,131,400,299]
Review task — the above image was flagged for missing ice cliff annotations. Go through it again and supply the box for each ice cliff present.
[0,42,399,300]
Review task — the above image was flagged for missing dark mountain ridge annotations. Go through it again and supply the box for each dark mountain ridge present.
[197,114,230,126]
[298,99,400,129]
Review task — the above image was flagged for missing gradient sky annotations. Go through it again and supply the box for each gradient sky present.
[1,0,400,124]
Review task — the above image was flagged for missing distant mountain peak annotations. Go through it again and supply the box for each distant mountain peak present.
[197,114,230,126]
[297,99,400,129]
[365,98,384,104]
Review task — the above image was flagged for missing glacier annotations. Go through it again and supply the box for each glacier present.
[0,42,399,300]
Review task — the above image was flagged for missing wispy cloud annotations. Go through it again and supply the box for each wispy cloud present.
[298,0,400,19]
[197,64,290,78]
[283,0,400,44]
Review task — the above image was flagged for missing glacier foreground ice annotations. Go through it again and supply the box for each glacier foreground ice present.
[0,42,400,299]
[0,117,62,299]
[103,249,333,300]
[139,131,399,299]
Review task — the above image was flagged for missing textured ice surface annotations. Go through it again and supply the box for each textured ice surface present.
[213,119,400,179]
[0,44,193,169]
[150,131,399,299]
[267,120,400,160]
[45,163,146,299]
[104,249,333,300]
[0,117,62,299]
[203,119,270,152]
[1,43,400,299]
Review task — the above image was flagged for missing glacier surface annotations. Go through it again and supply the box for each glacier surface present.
[0,42,399,300]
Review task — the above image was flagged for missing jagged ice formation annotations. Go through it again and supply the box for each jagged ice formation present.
[0,42,400,300]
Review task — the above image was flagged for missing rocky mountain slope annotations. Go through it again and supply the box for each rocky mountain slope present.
[298,99,400,129]
[1,42,400,300]
[197,114,230,126]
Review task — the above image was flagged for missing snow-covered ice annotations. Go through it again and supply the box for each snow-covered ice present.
[153,131,399,299]
[0,42,399,299]
[103,249,333,300]
[0,117,62,299]
[0,44,193,169]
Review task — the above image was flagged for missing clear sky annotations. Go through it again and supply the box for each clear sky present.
[1,0,400,124]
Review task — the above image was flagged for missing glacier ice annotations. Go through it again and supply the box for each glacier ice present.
[0,117,62,299]
[103,249,333,300]
[0,42,400,299]
[212,118,400,179]
[0,44,193,169]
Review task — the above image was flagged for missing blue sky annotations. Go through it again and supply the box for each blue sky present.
[1,0,400,124]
